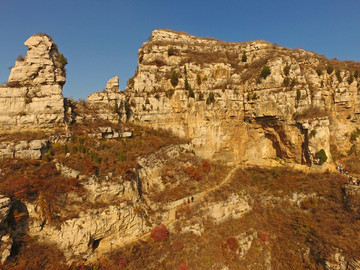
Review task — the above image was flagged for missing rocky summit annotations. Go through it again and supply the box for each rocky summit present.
[0,34,66,130]
[1,30,360,269]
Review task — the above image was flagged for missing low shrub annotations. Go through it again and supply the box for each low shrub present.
[198,92,204,101]
[260,65,271,79]
[185,166,202,181]
[296,89,301,103]
[241,51,247,62]
[347,74,354,84]
[327,66,334,74]
[206,92,215,104]
[309,129,317,138]
[150,224,169,242]
[138,51,144,63]
[188,89,195,98]
[354,70,359,79]
[171,71,179,87]
[16,54,25,62]
[58,53,67,69]
[314,149,328,165]
[335,70,342,82]
[179,263,190,270]
[166,89,175,98]
[283,65,290,76]
[283,77,290,87]
[168,46,175,56]
[197,74,202,86]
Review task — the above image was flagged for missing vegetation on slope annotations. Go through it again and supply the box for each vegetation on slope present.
[88,167,360,270]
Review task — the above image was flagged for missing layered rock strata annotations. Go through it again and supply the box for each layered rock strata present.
[90,29,360,166]
[0,34,66,129]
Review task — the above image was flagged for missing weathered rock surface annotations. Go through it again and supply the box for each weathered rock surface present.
[0,34,66,129]
[89,29,360,167]
[106,76,119,91]
[0,139,49,159]
[207,193,251,224]
[0,196,11,264]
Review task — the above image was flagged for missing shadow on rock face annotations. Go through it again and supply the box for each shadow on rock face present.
[7,200,29,257]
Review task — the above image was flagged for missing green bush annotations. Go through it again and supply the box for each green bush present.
[206,92,215,104]
[315,149,328,165]
[283,77,290,87]
[116,152,127,162]
[166,89,175,99]
[241,51,247,62]
[354,70,359,79]
[260,65,271,79]
[188,89,195,98]
[58,53,67,69]
[316,69,323,76]
[290,79,296,88]
[197,74,202,86]
[296,89,301,103]
[283,65,290,76]
[350,128,360,142]
[309,129,317,138]
[168,46,175,56]
[335,70,342,82]
[327,66,334,74]
[170,71,178,87]
[138,51,144,63]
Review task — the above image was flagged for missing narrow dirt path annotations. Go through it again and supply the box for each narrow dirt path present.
[126,164,242,244]
[165,163,242,225]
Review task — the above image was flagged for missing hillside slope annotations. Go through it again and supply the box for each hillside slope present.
[0,30,360,269]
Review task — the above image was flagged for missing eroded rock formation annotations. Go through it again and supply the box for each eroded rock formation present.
[0,34,66,130]
[90,29,360,166]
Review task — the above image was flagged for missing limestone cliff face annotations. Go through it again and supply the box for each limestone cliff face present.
[90,29,360,166]
[0,34,66,129]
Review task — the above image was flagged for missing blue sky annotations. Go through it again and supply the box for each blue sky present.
[1,0,359,99]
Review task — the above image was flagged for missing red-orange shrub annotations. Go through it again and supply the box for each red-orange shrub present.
[185,166,202,181]
[226,237,239,251]
[150,224,169,242]
[179,263,189,270]
[202,160,211,173]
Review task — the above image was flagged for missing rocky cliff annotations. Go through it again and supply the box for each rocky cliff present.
[0,34,66,130]
[1,30,360,269]
[89,29,360,167]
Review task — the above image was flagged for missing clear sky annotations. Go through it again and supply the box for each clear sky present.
[1,0,359,99]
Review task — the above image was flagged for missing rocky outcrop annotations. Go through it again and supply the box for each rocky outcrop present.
[87,77,126,122]
[207,193,251,224]
[0,139,49,159]
[0,34,66,130]
[89,29,360,166]
[0,196,11,264]
[105,76,119,91]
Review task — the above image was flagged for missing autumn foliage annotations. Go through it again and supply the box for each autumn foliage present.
[185,166,202,181]
[0,159,83,221]
[150,224,169,242]
[179,263,190,270]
